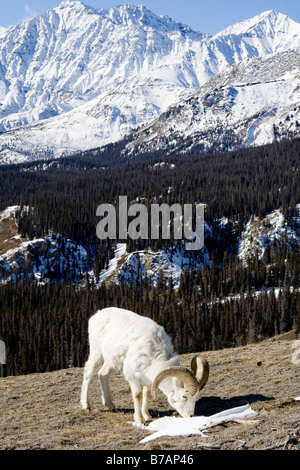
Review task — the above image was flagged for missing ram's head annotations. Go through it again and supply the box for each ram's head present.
[152,355,209,418]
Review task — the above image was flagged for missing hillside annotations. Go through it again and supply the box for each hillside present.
[1,337,299,451]
[0,139,299,378]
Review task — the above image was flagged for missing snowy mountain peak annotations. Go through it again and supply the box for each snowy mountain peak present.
[104,3,194,34]
[52,1,195,34]
[54,0,91,11]
[106,3,162,26]
[53,0,104,23]
[216,9,299,38]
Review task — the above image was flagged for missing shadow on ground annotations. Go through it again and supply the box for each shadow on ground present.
[195,394,274,416]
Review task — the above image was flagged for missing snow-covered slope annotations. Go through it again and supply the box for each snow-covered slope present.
[124,49,300,156]
[93,243,210,289]
[216,9,300,46]
[0,3,300,163]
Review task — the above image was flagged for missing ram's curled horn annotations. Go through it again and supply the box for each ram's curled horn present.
[152,366,198,398]
[191,355,209,391]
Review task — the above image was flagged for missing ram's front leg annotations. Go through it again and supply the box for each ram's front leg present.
[141,386,152,422]
[131,384,144,424]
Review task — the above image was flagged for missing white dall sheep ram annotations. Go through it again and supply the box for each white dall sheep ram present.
[81,307,209,423]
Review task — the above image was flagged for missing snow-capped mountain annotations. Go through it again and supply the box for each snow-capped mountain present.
[124,48,300,156]
[0,2,300,164]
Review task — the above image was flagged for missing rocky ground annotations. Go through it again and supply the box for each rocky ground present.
[0,336,299,451]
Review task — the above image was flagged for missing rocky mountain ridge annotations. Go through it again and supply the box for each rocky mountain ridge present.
[0,3,300,163]
[123,48,300,156]
[1,204,299,287]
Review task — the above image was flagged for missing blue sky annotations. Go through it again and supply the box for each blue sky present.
[1,0,300,34]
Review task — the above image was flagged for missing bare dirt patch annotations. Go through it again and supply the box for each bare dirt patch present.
[0,211,24,256]
[0,338,299,450]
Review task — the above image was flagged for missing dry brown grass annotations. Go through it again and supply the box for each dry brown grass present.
[1,338,299,450]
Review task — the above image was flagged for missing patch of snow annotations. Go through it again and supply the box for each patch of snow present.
[242,108,277,148]
[0,205,19,222]
[208,286,300,307]
[136,404,258,443]
[97,243,127,284]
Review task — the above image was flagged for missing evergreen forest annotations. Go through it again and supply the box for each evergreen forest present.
[0,137,299,375]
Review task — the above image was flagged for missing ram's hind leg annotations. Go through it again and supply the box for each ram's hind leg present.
[98,363,116,410]
[81,358,98,411]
